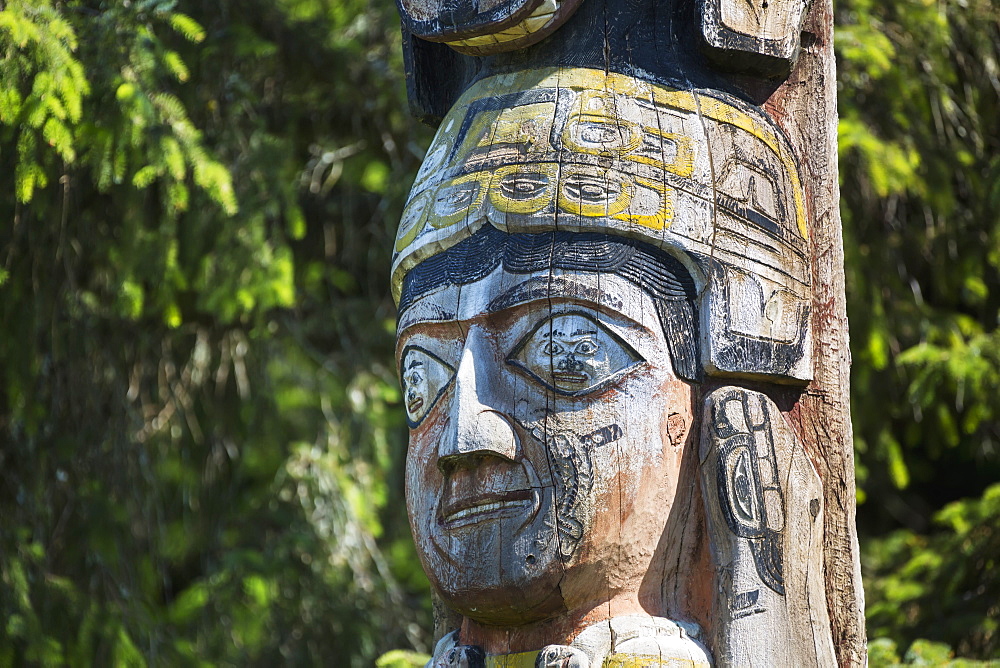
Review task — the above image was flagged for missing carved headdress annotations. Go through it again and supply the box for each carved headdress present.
[392,67,813,382]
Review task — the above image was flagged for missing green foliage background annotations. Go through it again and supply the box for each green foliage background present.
[0,0,997,665]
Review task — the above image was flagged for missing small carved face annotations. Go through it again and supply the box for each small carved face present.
[401,347,455,426]
[397,269,693,625]
[508,312,642,394]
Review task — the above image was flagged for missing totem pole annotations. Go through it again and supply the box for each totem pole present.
[391,0,865,665]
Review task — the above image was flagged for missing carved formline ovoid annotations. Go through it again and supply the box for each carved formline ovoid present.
[700,387,836,665]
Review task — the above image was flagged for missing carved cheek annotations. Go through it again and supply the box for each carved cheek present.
[585,376,685,494]
[404,412,449,534]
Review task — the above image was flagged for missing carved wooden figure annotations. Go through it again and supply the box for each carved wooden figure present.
[390,0,864,666]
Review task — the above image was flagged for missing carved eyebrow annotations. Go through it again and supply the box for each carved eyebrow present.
[485,276,605,313]
[405,359,425,371]
[540,327,598,339]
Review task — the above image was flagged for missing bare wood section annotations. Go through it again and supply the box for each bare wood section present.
[769,0,868,662]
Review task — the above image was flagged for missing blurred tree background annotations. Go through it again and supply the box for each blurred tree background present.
[0,0,996,665]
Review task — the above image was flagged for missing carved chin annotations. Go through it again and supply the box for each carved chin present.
[431,546,569,625]
[421,489,573,625]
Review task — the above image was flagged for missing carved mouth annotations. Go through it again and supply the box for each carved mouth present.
[406,396,424,415]
[440,490,534,528]
[552,372,588,384]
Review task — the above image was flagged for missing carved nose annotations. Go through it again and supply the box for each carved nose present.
[437,341,519,470]
[440,409,519,466]
[557,354,584,372]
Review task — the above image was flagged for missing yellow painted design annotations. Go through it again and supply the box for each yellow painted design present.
[693,95,808,239]
[452,33,500,46]
[562,90,644,155]
[628,128,696,178]
[616,177,673,231]
[449,67,807,239]
[468,68,699,115]
[486,102,557,153]
[488,163,559,214]
[444,0,556,50]
[393,66,811,300]
[562,113,644,156]
[453,107,506,166]
[602,653,700,668]
[523,14,551,31]
[431,173,488,227]
[395,189,432,252]
[484,650,540,668]
[556,168,635,219]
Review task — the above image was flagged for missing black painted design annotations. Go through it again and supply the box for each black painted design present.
[507,312,644,396]
[712,264,810,377]
[698,0,806,76]
[400,345,456,428]
[579,423,623,449]
[712,389,786,595]
[450,88,560,164]
[544,430,594,561]
[535,645,588,667]
[435,643,486,668]
[526,422,622,561]
[729,588,765,619]
[399,224,700,382]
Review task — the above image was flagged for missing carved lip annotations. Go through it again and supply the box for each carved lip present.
[552,371,588,384]
[439,489,534,529]
[406,396,424,415]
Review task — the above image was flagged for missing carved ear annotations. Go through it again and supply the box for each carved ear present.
[698,0,812,76]
[666,412,688,448]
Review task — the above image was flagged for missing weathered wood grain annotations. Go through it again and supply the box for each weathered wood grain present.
[773,0,868,660]
[390,0,864,665]
[699,386,836,666]
[699,0,810,75]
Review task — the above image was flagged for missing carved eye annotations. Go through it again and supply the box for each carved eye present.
[433,177,484,223]
[507,313,643,396]
[578,122,621,146]
[498,171,550,200]
[561,173,616,206]
[400,346,455,426]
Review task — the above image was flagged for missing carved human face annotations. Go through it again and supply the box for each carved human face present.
[398,268,693,625]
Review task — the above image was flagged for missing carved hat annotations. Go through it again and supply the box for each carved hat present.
[393,67,813,382]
